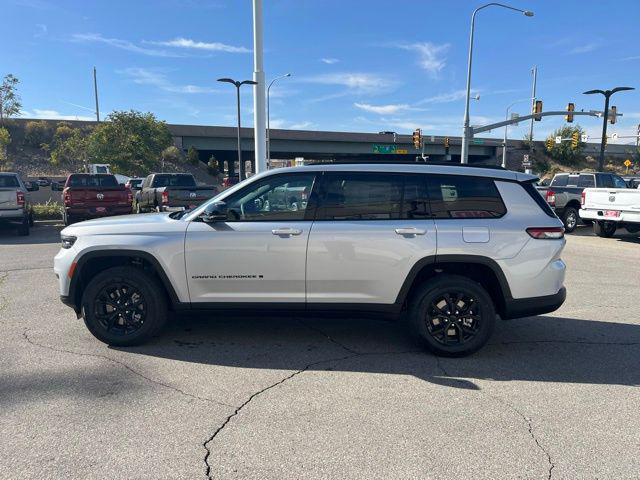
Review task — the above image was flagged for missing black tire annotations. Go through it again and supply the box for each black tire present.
[625,224,640,234]
[63,211,75,226]
[407,275,496,357]
[17,216,30,236]
[28,211,35,227]
[593,220,616,238]
[561,206,579,233]
[81,266,168,346]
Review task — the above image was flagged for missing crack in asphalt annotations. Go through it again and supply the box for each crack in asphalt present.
[437,357,555,479]
[21,329,233,408]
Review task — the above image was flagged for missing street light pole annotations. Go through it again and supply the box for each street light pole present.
[583,86,635,170]
[461,3,534,164]
[252,0,267,175]
[267,73,291,165]
[218,78,258,181]
[502,99,528,168]
[93,67,100,122]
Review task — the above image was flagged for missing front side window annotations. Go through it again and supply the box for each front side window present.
[427,175,506,219]
[224,173,316,221]
[613,175,627,189]
[551,174,568,187]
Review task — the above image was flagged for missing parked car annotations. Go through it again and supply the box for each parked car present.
[537,172,628,232]
[37,176,51,187]
[580,182,640,237]
[61,173,133,225]
[55,163,567,356]
[134,173,217,213]
[222,175,240,188]
[0,172,36,236]
[125,177,144,191]
[24,181,40,191]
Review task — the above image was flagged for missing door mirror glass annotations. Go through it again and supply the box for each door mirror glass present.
[201,201,227,223]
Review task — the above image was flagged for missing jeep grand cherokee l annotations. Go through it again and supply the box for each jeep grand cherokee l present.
[54,163,566,357]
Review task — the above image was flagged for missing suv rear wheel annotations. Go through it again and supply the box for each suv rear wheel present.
[407,275,496,357]
[81,266,168,346]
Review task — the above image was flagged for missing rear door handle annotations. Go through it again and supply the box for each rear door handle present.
[395,227,426,236]
[272,228,303,236]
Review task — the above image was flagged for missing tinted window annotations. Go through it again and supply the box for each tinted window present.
[578,174,596,188]
[129,179,143,188]
[613,175,627,189]
[427,175,506,219]
[0,176,19,188]
[551,174,568,187]
[317,173,403,220]
[153,175,196,187]
[403,176,431,219]
[225,173,315,221]
[68,174,118,187]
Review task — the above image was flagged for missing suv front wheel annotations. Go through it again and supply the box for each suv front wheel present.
[407,275,496,357]
[81,266,168,346]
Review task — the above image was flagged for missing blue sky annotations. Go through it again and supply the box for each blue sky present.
[3,0,640,144]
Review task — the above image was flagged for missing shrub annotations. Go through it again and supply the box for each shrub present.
[187,146,200,165]
[0,126,10,168]
[161,145,183,164]
[53,124,74,146]
[207,155,219,176]
[32,200,63,220]
[24,120,51,147]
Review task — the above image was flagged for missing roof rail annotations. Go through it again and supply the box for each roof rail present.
[305,160,506,171]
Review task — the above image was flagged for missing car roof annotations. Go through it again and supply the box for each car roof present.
[266,163,533,182]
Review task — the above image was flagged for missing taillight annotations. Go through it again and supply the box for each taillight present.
[63,190,72,206]
[17,191,25,207]
[526,227,565,239]
[581,191,586,206]
[127,188,133,203]
[161,191,169,204]
[545,190,556,207]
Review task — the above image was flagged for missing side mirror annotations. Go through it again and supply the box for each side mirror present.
[201,201,227,223]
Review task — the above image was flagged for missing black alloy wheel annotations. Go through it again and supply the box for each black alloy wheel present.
[425,292,481,346]
[94,282,147,336]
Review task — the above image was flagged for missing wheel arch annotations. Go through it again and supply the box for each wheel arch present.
[68,250,181,314]
[396,255,512,318]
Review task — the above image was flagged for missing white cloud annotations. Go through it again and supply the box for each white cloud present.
[119,68,218,94]
[71,33,181,57]
[20,109,94,121]
[354,102,410,115]
[396,42,450,77]
[320,58,339,64]
[418,89,479,104]
[269,119,315,130]
[569,42,600,54]
[145,37,249,53]
[302,72,398,94]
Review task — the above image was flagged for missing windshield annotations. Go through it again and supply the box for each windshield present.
[0,176,19,188]
[154,175,196,187]
[67,174,118,187]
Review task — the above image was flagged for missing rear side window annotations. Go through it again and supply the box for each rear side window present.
[0,176,19,188]
[427,175,506,219]
[578,174,596,188]
[551,174,568,187]
[521,181,557,218]
[67,175,118,187]
[153,175,196,187]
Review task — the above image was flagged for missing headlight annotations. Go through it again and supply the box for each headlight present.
[61,235,77,249]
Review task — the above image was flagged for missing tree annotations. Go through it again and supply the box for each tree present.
[0,74,22,124]
[544,125,585,166]
[24,120,51,147]
[86,110,172,174]
[187,146,200,165]
[50,129,88,170]
[53,122,75,146]
[0,127,10,169]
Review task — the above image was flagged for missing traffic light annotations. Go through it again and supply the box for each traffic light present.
[444,136,450,148]
[533,100,543,121]
[565,102,575,123]
[412,128,422,149]
[571,132,579,149]
[610,106,617,125]
[545,138,554,151]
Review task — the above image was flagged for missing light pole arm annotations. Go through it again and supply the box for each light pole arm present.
[472,110,602,135]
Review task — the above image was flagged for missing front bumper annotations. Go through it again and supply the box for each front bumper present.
[580,208,640,224]
[502,287,566,320]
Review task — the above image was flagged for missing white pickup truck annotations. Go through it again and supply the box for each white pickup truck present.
[580,185,640,237]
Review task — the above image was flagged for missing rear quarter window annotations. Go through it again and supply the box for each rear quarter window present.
[0,176,19,188]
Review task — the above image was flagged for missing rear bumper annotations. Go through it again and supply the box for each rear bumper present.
[65,206,132,218]
[580,208,640,224]
[503,287,566,320]
[0,208,26,221]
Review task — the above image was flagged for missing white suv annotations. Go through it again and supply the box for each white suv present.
[54,163,567,356]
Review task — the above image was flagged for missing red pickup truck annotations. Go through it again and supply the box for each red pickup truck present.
[61,173,132,225]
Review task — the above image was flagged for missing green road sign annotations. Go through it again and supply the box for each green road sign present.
[373,144,397,154]
[472,139,484,145]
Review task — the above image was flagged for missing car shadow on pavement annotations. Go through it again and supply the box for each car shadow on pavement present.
[0,221,62,245]
[115,314,640,390]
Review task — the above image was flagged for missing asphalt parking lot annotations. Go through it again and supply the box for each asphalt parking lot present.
[1,221,639,479]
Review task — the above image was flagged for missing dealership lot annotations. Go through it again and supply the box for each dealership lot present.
[1,222,639,479]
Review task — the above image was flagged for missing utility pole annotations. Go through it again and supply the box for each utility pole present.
[528,67,537,145]
[252,0,267,175]
[93,67,100,122]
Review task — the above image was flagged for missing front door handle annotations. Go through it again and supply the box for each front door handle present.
[272,228,303,236]
[395,227,427,236]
